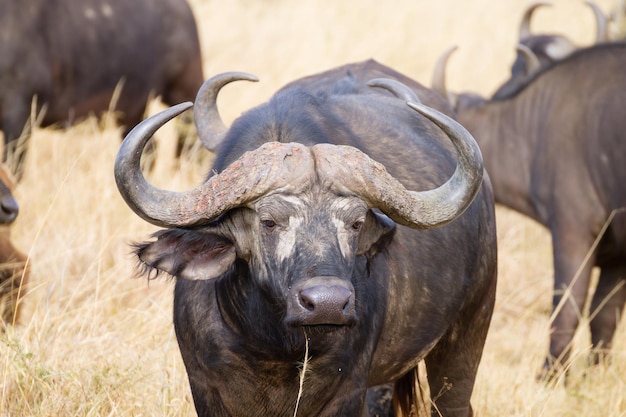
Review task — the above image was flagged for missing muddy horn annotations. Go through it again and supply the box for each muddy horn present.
[115,102,315,228]
[314,80,483,229]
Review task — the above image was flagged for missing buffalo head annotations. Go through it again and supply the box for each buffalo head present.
[115,74,483,331]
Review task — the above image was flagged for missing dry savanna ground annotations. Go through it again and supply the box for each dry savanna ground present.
[2,0,625,416]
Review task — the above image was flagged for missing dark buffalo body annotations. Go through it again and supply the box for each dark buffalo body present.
[448,43,626,374]
[0,0,203,172]
[115,60,497,416]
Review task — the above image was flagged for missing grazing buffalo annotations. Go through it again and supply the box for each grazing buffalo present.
[0,166,28,328]
[0,0,204,177]
[434,43,626,377]
[492,1,608,98]
[115,60,497,417]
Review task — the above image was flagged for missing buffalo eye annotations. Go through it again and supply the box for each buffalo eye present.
[261,219,277,230]
[351,220,364,232]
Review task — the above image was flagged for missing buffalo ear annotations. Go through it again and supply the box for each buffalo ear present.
[357,209,396,255]
[134,229,236,281]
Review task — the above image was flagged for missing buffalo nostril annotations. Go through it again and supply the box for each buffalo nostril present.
[299,291,316,311]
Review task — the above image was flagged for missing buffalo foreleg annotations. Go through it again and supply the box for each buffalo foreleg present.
[545,228,596,377]
[589,263,626,364]
[421,274,496,417]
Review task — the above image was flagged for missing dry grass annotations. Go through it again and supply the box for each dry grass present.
[2,0,624,415]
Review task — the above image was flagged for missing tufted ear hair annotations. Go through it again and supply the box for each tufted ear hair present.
[134,229,236,281]
[357,209,396,256]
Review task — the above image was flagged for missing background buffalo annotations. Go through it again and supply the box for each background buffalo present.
[0,0,203,178]
[435,42,626,379]
[1,1,623,416]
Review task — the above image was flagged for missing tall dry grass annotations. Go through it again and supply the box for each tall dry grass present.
[2,0,624,415]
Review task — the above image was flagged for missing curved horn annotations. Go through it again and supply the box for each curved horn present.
[367,78,421,103]
[115,103,315,228]
[431,45,459,109]
[313,102,483,229]
[516,44,542,74]
[520,2,552,39]
[115,102,194,227]
[584,1,609,42]
[194,72,259,151]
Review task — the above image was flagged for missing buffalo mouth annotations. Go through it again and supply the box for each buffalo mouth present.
[301,322,356,336]
[284,315,358,331]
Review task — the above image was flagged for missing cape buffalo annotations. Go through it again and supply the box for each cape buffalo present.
[0,165,28,328]
[434,43,626,377]
[492,1,608,99]
[115,60,497,417]
[0,0,203,177]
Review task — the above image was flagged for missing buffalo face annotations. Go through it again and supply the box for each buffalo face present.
[253,193,396,328]
[135,189,396,332]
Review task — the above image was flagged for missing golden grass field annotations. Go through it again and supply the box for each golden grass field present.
[2,0,625,415]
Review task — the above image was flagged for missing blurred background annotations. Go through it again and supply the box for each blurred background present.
[1,0,624,415]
